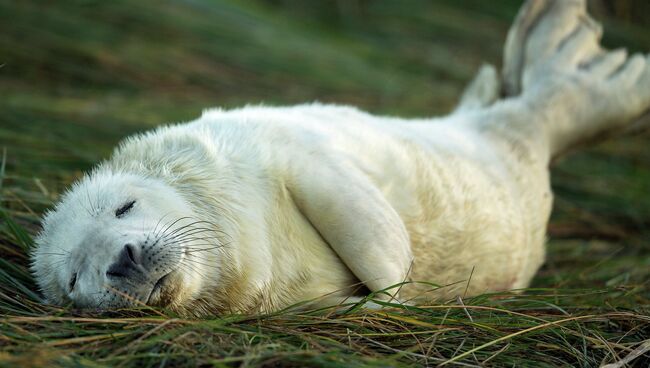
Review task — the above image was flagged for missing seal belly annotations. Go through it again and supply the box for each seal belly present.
[347,122,533,300]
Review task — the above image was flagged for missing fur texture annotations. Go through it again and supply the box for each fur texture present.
[31,0,650,315]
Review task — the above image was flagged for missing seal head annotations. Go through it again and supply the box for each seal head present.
[31,170,222,310]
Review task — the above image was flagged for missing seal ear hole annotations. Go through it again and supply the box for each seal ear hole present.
[69,272,77,292]
[115,200,136,218]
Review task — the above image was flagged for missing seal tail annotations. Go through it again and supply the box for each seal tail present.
[498,0,650,159]
[453,0,547,113]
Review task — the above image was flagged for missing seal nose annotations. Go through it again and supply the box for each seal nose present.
[106,244,141,279]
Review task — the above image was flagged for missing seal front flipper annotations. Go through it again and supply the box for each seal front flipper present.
[285,154,413,299]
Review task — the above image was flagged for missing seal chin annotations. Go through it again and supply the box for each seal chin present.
[146,271,175,306]
[147,271,173,305]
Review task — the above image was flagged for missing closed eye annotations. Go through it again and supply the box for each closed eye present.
[115,200,136,218]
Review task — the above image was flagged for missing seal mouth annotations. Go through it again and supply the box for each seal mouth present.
[147,272,171,305]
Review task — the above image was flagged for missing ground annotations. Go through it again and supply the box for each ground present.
[1,0,649,366]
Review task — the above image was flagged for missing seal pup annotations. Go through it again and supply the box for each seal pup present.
[31,0,650,315]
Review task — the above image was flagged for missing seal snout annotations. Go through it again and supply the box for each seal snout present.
[106,243,143,280]
[100,235,184,307]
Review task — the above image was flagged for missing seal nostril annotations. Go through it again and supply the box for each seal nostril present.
[106,270,125,278]
[125,244,137,264]
[106,244,142,279]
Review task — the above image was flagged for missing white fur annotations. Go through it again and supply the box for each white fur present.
[31,0,650,315]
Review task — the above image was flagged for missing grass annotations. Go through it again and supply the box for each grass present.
[1,0,649,366]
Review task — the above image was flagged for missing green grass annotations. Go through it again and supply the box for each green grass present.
[1,0,649,366]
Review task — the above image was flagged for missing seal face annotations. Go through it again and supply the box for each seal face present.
[32,171,222,310]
